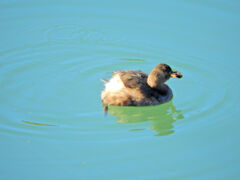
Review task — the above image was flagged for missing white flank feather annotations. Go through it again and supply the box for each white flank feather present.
[104,75,124,92]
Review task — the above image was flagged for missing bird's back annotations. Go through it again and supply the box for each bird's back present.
[101,70,160,106]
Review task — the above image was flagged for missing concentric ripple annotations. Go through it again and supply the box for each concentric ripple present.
[0,33,237,139]
[0,39,163,140]
[1,0,240,179]
[43,24,106,44]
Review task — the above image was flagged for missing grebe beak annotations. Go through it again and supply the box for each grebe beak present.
[171,71,183,78]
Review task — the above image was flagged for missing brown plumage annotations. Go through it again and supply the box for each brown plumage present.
[101,64,182,110]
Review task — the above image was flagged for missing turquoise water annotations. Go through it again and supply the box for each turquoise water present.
[1,0,240,179]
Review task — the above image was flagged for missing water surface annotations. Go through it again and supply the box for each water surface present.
[1,0,240,179]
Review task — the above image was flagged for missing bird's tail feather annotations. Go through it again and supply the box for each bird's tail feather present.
[100,78,108,83]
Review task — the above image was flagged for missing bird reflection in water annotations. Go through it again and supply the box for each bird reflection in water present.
[107,101,184,136]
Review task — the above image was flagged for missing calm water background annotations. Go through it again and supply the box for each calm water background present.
[1,0,240,179]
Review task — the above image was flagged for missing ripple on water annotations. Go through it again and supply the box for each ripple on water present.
[0,39,159,141]
[43,24,106,43]
[166,54,236,133]
[98,46,237,136]
[0,24,236,141]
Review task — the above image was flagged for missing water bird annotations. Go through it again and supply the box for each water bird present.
[101,64,182,112]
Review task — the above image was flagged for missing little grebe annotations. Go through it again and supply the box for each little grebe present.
[101,64,182,112]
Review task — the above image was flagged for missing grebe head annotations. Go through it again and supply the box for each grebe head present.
[147,64,182,88]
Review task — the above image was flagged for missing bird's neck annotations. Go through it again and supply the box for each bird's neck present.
[153,84,169,96]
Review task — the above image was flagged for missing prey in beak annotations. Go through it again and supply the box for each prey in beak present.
[171,71,183,78]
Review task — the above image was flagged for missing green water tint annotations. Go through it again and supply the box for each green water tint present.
[22,120,55,127]
[109,101,183,136]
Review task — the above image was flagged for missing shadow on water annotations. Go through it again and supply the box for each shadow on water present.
[108,101,184,136]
